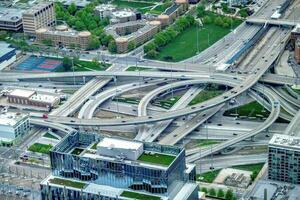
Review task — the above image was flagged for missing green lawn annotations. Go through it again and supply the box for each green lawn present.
[113,97,140,104]
[198,139,221,147]
[189,90,223,106]
[112,0,155,13]
[223,101,270,119]
[121,191,161,200]
[232,163,264,173]
[197,169,221,183]
[71,148,84,155]
[154,96,181,109]
[56,60,110,72]
[292,88,300,95]
[126,66,152,71]
[138,152,176,166]
[43,132,59,140]
[149,2,172,14]
[49,178,86,189]
[91,142,98,150]
[28,143,53,154]
[156,23,241,61]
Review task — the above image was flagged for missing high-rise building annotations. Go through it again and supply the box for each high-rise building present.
[40,132,199,200]
[268,134,300,184]
[22,2,56,35]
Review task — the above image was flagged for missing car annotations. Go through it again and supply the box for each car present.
[70,120,75,122]
[236,122,240,125]
[233,133,238,136]
[217,123,222,126]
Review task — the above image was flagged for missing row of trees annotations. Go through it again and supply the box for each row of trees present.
[197,5,240,29]
[201,187,236,200]
[55,2,113,50]
[144,15,195,59]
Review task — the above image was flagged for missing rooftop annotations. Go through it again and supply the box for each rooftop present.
[269,134,300,150]
[0,7,24,22]
[30,93,59,104]
[23,2,53,14]
[0,112,28,127]
[9,89,35,98]
[95,4,116,11]
[97,137,142,150]
[0,42,15,58]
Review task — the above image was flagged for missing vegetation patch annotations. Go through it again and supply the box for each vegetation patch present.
[121,191,161,200]
[113,97,140,104]
[71,148,84,155]
[189,90,223,106]
[154,96,181,109]
[198,139,221,147]
[28,143,53,154]
[49,178,86,189]
[56,57,110,72]
[138,152,176,166]
[126,66,152,71]
[43,132,59,140]
[197,169,221,183]
[224,101,269,119]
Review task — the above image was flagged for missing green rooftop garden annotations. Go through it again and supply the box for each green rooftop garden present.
[49,178,86,189]
[71,148,84,155]
[138,152,176,166]
[91,142,98,150]
[28,143,53,154]
[121,191,161,200]
[126,66,153,71]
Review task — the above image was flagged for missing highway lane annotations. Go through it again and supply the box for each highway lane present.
[78,80,164,119]
[186,84,280,162]
[273,87,300,108]
[136,86,203,142]
[196,154,267,173]
[159,105,224,145]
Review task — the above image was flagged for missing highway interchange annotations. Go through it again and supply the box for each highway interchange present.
[2,0,300,187]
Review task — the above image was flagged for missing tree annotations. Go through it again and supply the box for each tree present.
[225,189,234,200]
[217,189,225,198]
[144,42,156,53]
[146,49,158,59]
[74,20,85,31]
[251,171,258,181]
[197,5,206,18]
[203,16,212,24]
[239,8,248,18]
[62,57,73,71]
[101,34,114,46]
[67,3,77,15]
[42,39,53,46]
[209,188,216,196]
[108,40,117,53]
[87,36,100,50]
[201,187,208,193]
[128,41,136,51]
[0,30,8,40]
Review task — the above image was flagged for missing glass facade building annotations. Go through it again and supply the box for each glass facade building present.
[268,134,300,184]
[41,132,199,200]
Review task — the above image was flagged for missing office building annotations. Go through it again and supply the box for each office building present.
[227,0,250,6]
[268,134,300,184]
[40,132,199,200]
[0,42,16,70]
[0,7,24,31]
[94,4,137,24]
[106,20,161,53]
[22,2,56,35]
[35,25,91,49]
[94,4,117,19]
[7,89,60,110]
[0,112,30,146]
[158,0,188,26]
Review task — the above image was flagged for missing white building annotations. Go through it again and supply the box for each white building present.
[97,137,143,160]
[0,112,30,145]
[94,4,117,19]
